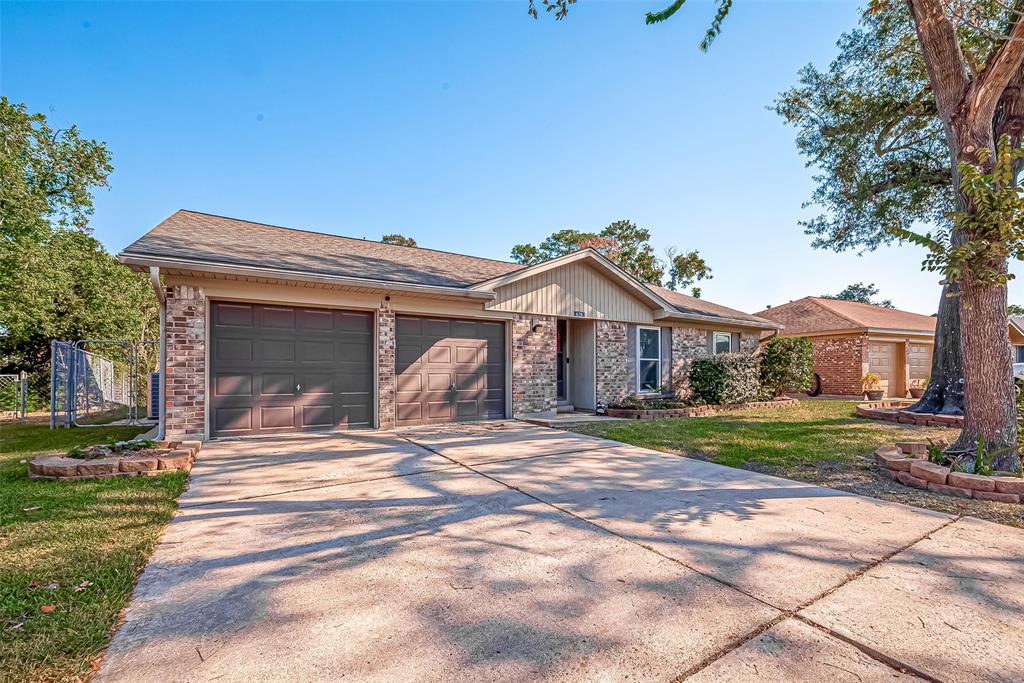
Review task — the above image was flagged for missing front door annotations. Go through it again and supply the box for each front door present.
[556,319,568,401]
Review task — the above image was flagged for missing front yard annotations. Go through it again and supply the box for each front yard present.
[571,400,1024,529]
[0,422,187,682]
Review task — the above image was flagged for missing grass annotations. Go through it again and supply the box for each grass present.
[572,400,1024,528]
[0,421,187,682]
[573,400,956,469]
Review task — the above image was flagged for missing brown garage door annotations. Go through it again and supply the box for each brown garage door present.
[210,302,373,437]
[395,315,505,426]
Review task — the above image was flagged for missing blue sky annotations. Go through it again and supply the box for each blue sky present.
[5,0,1018,313]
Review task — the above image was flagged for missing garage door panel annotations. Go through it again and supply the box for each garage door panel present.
[214,373,253,397]
[214,407,252,433]
[261,307,296,329]
[215,338,253,363]
[210,301,372,437]
[216,303,254,327]
[395,315,506,426]
[262,339,296,362]
[868,342,898,397]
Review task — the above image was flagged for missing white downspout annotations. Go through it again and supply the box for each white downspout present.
[149,267,167,440]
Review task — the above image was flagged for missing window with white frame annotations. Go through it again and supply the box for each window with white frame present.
[638,327,661,392]
[713,332,732,355]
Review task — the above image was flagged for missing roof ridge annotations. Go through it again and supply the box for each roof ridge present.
[170,209,524,268]
[806,296,867,328]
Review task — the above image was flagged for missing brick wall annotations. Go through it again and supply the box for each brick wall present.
[739,332,760,354]
[810,334,867,395]
[670,326,708,400]
[511,314,557,416]
[164,285,206,439]
[596,321,629,404]
[377,303,396,429]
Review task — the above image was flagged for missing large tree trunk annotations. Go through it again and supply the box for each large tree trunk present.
[950,271,1020,470]
[906,282,963,414]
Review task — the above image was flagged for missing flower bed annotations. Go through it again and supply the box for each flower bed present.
[857,401,963,428]
[607,397,799,420]
[875,442,1023,503]
[29,439,202,481]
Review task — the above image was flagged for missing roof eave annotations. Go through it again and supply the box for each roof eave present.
[119,252,497,301]
[659,310,783,331]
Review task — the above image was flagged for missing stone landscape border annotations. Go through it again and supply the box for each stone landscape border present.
[875,442,1023,504]
[29,440,202,481]
[857,401,964,428]
[607,397,799,420]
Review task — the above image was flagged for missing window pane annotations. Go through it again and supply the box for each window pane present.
[639,328,660,359]
[639,360,660,391]
[714,333,731,355]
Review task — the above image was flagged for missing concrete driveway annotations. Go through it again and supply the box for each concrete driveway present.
[97,422,1024,682]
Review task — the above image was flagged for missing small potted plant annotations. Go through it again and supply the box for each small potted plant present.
[862,372,883,400]
[909,376,928,399]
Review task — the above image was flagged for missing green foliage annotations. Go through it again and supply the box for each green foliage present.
[689,353,760,406]
[0,100,156,383]
[1009,304,1024,316]
[609,394,682,410]
[381,233,417,247]
[927,439,946,465]
[665,247,712,292]
[892,136,1024,288]
[759,337,813,397]
[774,4,952,255]
[0,97,112,240]
[510,220,665,284]
[821,282,893,308]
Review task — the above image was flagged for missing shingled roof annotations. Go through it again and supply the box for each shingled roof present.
[755,297,936,335]
[122,210,773,327]
[122,210,523,288]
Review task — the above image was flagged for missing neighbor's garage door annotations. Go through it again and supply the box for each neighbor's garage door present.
[395,315,505,426]
[908,343,932,386]
[868,341,898,397]
[210,302,373,437]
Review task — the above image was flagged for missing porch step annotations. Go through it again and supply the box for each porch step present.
[556,403,576,414]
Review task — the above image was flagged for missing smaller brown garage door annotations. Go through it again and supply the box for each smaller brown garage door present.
[395,315,505,426]
[210,302,373,437]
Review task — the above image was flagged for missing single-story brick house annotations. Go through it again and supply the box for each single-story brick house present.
[120,210,779,440]
[754,297,936,398]
[1011,316,1024,362]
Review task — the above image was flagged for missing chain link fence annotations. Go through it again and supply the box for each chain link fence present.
[50,340,158,428]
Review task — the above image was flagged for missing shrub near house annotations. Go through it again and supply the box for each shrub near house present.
[689,353,761,405]
[760,336,814,397]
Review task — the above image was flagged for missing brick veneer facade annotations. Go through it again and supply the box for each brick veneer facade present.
[376,303,397,429]
[810,334,867,395]
[511,314,557,416]
[670,327,708,400]
[595,321,630,405]
[739,332,760,354]
[164,285,206,439]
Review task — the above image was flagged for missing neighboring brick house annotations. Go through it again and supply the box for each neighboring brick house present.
[754,297,936,398]
[121,210,778,439]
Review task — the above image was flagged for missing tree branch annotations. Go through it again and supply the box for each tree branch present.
[973,12,1024,125]
[908,0,970,121]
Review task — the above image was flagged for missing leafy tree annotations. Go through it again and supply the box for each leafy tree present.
[665,247,712,292]
[511,220,665,284]
[1009,304,1024,317]
[0,97,112,239]
[821,282,894,309]
[760,336,814,397]
[381,233,417,247]
[0,99,156,390]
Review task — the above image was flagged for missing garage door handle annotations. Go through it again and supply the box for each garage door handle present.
[296,383,301,393]
[449,383,455,391]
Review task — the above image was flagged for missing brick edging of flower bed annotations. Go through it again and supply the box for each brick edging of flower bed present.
[28,440,203,481]
[857,401,964,428]
[875,443,1023,504]
[606,397,799,420]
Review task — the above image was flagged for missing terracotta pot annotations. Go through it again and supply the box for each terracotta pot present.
[865,390,884,401]
[909,388,925,399]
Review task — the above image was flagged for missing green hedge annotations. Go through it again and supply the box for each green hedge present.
[760,336,814,396]
[689,353,761,405]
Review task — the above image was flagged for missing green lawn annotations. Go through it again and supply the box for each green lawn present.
[573,400,958,470]
[0,421,187,682]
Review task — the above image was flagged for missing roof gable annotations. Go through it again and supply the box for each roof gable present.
[756,297,936,335]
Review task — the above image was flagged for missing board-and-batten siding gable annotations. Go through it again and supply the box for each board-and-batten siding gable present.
[486,261,656,323]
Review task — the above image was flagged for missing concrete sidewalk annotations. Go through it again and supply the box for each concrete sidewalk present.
[97,422,1024,682]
